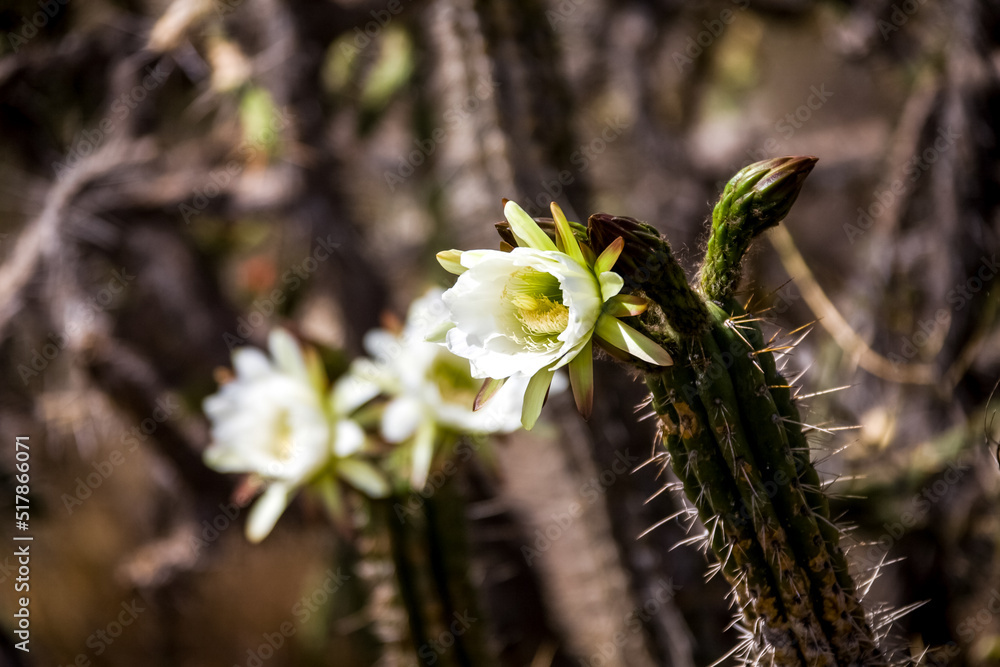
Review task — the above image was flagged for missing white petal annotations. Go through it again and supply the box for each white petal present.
[332,371,381,416]
[409,419,436,489]
[338,459,389,498]
[363,329,399,362]
[246,483,294,543]
[333,419,366,457]
[231,348,272,380]
[268,329,309,383]
[598,271,624,302]
[382,396,424,443]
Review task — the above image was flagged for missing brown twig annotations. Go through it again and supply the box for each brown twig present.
[767,224,937,385]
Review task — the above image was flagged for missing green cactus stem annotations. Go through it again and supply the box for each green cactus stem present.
[590,157,881,665]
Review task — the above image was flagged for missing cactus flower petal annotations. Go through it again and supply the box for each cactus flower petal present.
[598,271,624,302]
[409,419,436,489]
[436,249,467,275]
[474,376,508,411]
[595,314,673,366]
[568,339,594,419]
[551,202,587,266]
[246,482,293,543]
[337,458,390,498]
[605,294,649,317]
[594,236,624,274]
[521,368,555,430]
[503,200,558,252]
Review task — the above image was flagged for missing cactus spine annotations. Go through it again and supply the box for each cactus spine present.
[590,158,882,665]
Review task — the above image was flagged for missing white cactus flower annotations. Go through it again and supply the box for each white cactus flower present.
[435,201,672,429]
[351,288,528,488]
[203,329,385,542]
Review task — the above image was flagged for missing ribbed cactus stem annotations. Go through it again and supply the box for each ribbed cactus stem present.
[720,298,877,656]
[591,157,880,665]
[648,372,805,663]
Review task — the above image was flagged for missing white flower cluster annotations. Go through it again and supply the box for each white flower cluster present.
[202,291,529,542]
[203,199,670,543]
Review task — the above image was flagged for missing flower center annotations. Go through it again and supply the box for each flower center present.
[503,268,569,337]
[429,351,480,406]
[271,410,297,461]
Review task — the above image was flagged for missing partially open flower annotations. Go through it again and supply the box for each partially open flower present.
[352,288,528,488]
[203,329,386,542]
[435,200,672,429]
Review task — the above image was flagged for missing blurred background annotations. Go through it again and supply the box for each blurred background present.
[1,0,1000,665]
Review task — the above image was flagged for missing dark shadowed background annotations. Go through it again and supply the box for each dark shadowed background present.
[1,0,999,665]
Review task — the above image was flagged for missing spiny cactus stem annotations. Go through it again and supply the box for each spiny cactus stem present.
[647,373,804,663]
[685,330,840,665]
[385,495,434,666]
[716,298,879,658]
[706,301,879,663]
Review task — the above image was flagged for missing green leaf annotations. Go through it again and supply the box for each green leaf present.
[595,314,673,366]
[568,339,594,419]
[521,369,555,430]
[550,335,592,370]
[504,200,558,252]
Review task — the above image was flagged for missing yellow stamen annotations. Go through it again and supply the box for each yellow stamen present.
[503,268,569,337]
[272,411,296,460]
